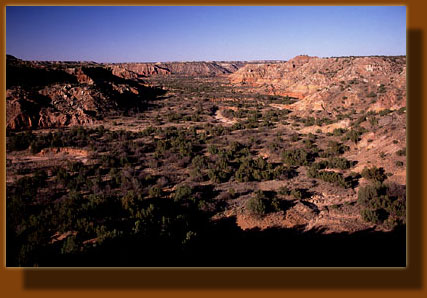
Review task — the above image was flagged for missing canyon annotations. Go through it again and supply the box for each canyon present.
[6,54,406,266]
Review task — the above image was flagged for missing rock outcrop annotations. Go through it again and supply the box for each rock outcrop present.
[107,61,247,78]
[230,55,406,113]
[6,56,165,130]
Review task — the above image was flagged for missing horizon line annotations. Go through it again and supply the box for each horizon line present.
[6,53,407,64]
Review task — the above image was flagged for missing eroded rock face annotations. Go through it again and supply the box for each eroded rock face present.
[109,64,170,78]
[230,55,406,112]
[64,68,94,84]
[6,56,165,131]
[107,61,246,78]
[6,88,35,130]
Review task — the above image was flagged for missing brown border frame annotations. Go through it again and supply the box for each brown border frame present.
[1,1,426,297]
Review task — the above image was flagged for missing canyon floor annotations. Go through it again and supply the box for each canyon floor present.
[6,55,406,267]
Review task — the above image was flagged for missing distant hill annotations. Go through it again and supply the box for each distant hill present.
[229,55,406,113]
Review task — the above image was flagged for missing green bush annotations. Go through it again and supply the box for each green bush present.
[191,155,207,169]
[397,107,406,115]
[327,157,352,170]
[282,148,311,166]
[246,192,267,217]
[344,129,363,144]
[307,168,349,188]
[320,141,349,157]
[174,185,192,201]
[207,144,219,155]
[278,186,290,195]
[360,208,386,224]
[332,128,347,136]
[378,109,391,116]
[396,148,406,156]
[148,186,161,198]
[357,182,406,225]
[60,235,79,255]
[357,183,386,206]
[361,166,387,183]
[290,189,303,200]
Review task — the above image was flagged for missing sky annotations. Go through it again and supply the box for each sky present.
[6,6,406,62]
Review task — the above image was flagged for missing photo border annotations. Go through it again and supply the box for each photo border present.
[1,0,425,297]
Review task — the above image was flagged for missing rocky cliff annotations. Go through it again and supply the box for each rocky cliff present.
[107,61,247,79]
[229,55,406,113]
[6,55,165,130]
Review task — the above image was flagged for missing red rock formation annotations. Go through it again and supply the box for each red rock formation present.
[64,68,94,84]
[6,56,165,130]
[6,88,35,130]
[107,61,246,78]
[230,55,406,111]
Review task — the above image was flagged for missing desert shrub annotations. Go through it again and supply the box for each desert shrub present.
[395,161,404,167]
[361,166,387,183]
[358,182,406,226]
[290,189,303,200]
[377,84,386,93]
[343,129,363,144]
[329,157,351,169]
[208,168,230,183]
[278,186,290,195]
[332,128,347,136]
[262,110,281,122]
[310,160,328,171]
[141,126,155,136]
[246,192,267,217]
[378,109,391,116]
[397,107,406,115]
[166,112,183,123]
[357,183,387,206]
[307,168,349,188]
[303,117,316,127]
[191,155,207,169]
[282,148,312,166]
[121,190,139,213]
[290,134,300,142]
[208,155,233,183]
[174,185,193,201]
[388,198,406,217]
[303,138,314,148]
[231,122,244,130]
[307,132,316,140]
[190,167,204,182]
[367,91,377,98]
[315,117,334,126]
[318,171,348,188]
[222,109,235,119]
[61,235,79,255]
[368,116,378,127]
[320,141,349,157]
[207,144,219,155]
[360,208,387,224]
[396,148,406,156]
[154,139,169,156]
[148,186,161,198]
[234,156,293,182]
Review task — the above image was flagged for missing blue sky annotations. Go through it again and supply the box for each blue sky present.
[6,6,406,62]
